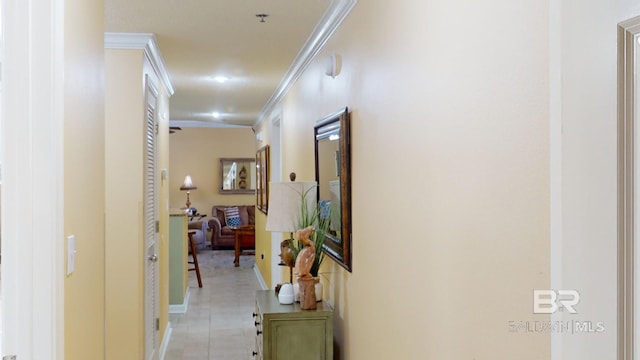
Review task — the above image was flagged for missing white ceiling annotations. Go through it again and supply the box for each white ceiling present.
[105,0,330,128]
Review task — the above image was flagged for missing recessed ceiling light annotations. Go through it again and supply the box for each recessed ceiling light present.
[212,112,221,119]
[213,76,228,84]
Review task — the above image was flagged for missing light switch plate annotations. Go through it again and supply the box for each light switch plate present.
[67,235,75,275]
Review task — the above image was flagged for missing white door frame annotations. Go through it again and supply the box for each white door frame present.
[270,114,283,288]
[617,15,640,360]
[1,0,64,359]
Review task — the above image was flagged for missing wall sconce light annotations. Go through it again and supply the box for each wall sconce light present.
[325,53,341,78]
[180,175,198,209]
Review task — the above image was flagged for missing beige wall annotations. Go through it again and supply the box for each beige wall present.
[253,129,274,288]
[557,0,640,357]
[254,210,271,287]
[168,127,256,214]
[63,0,106,358]
[104,48,172,359]
[105,49,145,360]
[258,0,550,358]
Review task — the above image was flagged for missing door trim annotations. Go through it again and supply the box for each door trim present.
[617,15,640,360]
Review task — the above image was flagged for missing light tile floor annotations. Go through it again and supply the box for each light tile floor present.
[165,250,261,360]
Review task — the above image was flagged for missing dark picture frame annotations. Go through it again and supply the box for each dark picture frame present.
[256,145,270,214]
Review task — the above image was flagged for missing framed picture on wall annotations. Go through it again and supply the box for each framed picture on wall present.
[256,145,270,214]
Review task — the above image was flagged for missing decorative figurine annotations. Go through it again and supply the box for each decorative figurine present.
[294,226,317,309]
[279,239,296,268]
[294,226,315,278]
[278,239,296,285]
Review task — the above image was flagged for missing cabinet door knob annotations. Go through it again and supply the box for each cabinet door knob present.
[254,321,260,327]
[257,330,262,335]
[252,312,257,318]
[253,351,258,356]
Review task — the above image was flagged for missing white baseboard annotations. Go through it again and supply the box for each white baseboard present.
[253,264,268,290]
[168,288,191,314]
[159,322,172,360]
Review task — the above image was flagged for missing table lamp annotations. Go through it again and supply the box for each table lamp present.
[266,180,317,284]
[180,175,197,209]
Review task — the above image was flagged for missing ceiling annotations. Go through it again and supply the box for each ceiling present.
[105,0,330,129]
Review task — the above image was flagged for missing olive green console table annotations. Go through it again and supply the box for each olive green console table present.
[253,290,333,360]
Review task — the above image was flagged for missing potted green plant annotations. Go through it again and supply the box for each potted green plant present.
[291,185,332,276]
[288,185,332,301]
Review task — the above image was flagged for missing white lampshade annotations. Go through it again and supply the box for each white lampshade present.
[265,181,317,233]
[180,175,197,190]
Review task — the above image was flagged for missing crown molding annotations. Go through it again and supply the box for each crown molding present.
[169,120,251,129]
[105,32,175,96]
[254,0,358,128]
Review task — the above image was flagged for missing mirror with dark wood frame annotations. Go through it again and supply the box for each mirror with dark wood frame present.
[314,107,352,272]
[219,158,256,194]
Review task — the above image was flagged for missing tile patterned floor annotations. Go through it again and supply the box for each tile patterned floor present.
[165,250,261,360]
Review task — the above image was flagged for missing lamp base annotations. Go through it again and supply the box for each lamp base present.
[185,190,191,208]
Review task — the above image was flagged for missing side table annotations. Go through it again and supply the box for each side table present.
[231,225,255,267]
[253,290,333,359]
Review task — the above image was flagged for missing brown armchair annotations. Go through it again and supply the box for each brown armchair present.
[208,205,256,249]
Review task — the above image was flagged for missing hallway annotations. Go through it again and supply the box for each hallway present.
[165,250,261,359]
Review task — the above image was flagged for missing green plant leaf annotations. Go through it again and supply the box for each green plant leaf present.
[291,184,332,277]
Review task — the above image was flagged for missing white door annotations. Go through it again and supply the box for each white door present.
[2,0,63,358]
[144,76,160,360]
